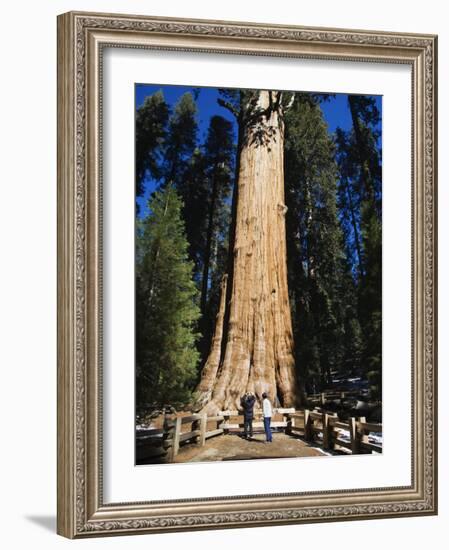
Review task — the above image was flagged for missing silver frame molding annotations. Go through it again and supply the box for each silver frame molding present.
[57,11,438,538]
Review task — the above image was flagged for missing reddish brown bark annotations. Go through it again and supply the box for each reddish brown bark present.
[194,274,228,409]
[195,90,298,414]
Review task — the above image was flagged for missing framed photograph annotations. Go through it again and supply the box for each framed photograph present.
[57,11,437,538]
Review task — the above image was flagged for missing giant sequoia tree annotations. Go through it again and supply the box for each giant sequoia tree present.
[195,90,298,413]
[135,86,382,415]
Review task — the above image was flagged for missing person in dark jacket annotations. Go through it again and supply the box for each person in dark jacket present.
[240,392,256,439]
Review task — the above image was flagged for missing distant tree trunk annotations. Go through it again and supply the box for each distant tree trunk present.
[348,96,375,206]
[344,179,365,279]
[200,163,219,315]
[195,90,298,413]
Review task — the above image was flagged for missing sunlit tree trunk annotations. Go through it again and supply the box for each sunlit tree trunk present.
[195,90,298,413]
[194,274,228,407]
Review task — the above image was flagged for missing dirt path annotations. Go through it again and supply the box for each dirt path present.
[174,432,326,463]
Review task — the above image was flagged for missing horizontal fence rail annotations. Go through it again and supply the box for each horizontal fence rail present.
[136,407,382,462]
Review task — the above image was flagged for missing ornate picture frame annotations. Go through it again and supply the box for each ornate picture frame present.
[57,11,437,538]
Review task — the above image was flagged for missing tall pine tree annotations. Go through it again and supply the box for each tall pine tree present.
[136,185,201,410]
[336,95,382,398]
[196,115,235,360]
[163,92,198,187]
[135,90,169,203]
[284,94,348,394]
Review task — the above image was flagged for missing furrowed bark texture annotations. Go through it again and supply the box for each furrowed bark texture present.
[195,274,228,409]
[196,91,297,414]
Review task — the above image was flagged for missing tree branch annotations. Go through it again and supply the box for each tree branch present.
[217,98,240,118]
[268,91,274,112]
[282,92,295,112]
[273,91,283,112]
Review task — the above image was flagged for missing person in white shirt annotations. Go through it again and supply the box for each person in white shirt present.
[262,392,273,443]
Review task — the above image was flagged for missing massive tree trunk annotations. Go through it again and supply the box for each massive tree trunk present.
[195,90,298,414]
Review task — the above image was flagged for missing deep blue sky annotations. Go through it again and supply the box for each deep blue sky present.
[135,84,381,215]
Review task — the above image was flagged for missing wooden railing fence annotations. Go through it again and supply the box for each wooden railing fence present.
[136,407,382,462]
[306,389,369,405]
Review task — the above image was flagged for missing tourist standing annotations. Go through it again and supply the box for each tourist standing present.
[262,392,273,443]
[241,392,256,439]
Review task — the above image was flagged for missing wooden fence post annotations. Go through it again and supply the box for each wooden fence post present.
[358,416,369,452]
[349,416,361,454]
[199,413,207,447]
[172,416,182,458]
[216,414,224,434]
[322,412,334,450]
[163,416,175,462]
[285,413,292,435]
[304,409,313,441]
[192,418,202,444]
[223,412,230,435]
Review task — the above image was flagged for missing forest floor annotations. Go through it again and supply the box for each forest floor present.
[173,432,327,463]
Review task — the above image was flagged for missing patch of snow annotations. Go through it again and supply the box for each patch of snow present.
[334,428,351,442]
[368,432,383,445]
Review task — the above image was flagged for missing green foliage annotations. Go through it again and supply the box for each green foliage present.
[136,185,201,410]
[135,90,235,389]
[336,95,382,398]
[197,116,235,357]
[164,92,198,184]
[163,94,210,289]
[176,147,209,277]
[285,95,349,393]
[135,90,169,200]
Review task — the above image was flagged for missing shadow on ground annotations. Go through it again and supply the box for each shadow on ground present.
[25,515,56,533]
